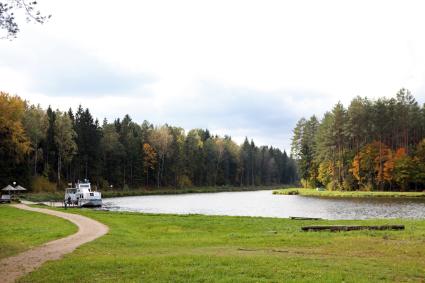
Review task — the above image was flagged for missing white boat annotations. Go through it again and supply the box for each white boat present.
[64,180,102,207]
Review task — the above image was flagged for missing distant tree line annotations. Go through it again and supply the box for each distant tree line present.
[292,89,425,191]
[0,92,297,191]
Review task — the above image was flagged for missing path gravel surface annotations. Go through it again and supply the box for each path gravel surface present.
[0,204,108,283]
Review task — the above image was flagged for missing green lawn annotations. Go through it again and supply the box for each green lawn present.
[273,188,425,198]
[18,208,425,282]
[0,205,77,259]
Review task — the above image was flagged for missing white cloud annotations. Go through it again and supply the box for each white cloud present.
[1,0,425,151]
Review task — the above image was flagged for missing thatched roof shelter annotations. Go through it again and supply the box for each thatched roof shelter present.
[2,185,27,199]
[1,185,16,192]
[15,185,27,191]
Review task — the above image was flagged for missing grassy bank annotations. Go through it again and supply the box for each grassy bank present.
[273,188,425,198]
[17,207,425,282]
[23,186,283,202]
[0,205,77,259]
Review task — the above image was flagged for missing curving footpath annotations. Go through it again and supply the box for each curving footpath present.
[0,204,109,283]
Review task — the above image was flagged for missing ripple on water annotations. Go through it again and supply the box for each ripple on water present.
[102,190,425,220]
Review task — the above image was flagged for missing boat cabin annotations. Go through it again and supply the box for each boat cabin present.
[64,180,102,207]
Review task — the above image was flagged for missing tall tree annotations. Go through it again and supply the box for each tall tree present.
[43,106,57,180]
[54,111,77,184]
[295,89,425,191]
[100,121,125,187]
[292,116,319,187]
[149,125,173,188]
[393,148,413,191]
[0,93,299,191]
[0,92,30,185]
[214,138,225,186]
[142,143,157,186]
[184,129,204,185]
[74,106,102,182]
[22,103,47,175]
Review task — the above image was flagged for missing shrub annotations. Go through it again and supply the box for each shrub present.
[177,175,193,188]
[97,178,110,190]
[31,176,57,192]
[301,178,315,189]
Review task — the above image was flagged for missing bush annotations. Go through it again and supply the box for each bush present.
[97,178,110,190]
[325,180,338,191]
[301,178,316,189]
[177,175,193,188]
[342,175,356,191]
[31,176,57,192]
[360,182,374,191]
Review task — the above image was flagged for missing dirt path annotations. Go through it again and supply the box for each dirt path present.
[0,204,109,283]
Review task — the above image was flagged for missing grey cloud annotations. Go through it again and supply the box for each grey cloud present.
[153,82,323,150]
[1,38,154,96]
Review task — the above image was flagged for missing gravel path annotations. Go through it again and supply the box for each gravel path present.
[0,204,108,283]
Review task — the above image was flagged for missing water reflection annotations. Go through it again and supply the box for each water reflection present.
[103,190,425,220]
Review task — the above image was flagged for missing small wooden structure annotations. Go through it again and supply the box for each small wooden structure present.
[290,216,322,220]
[0,194,11,203]
[1,185,15,192]
[15,185,27,192]
[301,225,405,232]
[1,185,15,203]
[1,184,27,200]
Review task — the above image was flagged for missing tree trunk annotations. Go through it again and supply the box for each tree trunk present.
[123,166,126,188]
[57,155,61,184]
[215,160,220,186]
[34,137,38,175]
[130,161,133,187]
[251,158,254,186]
[379,137,383,190]
[157,156,161,188]
[160,154,165,187]
[157,165,160,188]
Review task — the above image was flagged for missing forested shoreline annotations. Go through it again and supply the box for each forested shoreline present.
[292,89,425,191]
[0,92,297,192]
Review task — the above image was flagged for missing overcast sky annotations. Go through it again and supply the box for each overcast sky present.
[1,0,425,151]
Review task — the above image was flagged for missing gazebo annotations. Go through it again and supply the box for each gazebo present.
[1,184,27,199]
[2,185,15,193]
[15,185,27,192]
[1,185,15,203]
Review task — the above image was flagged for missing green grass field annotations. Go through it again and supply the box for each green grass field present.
[273,188,425,198]
[0,205,77,259]
[16,208,425,282]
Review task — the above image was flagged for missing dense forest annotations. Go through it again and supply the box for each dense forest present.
[292,89,425,191]
[0,92,297,191]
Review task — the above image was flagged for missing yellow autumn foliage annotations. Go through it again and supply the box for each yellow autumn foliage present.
[0,92,31,162]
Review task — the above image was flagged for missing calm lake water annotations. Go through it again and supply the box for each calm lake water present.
[103,190,425,220]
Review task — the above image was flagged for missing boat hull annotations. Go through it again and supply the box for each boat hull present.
[79,199,102,207]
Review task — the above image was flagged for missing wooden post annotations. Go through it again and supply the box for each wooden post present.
[301,225,405,232]
[290,216,322,220]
